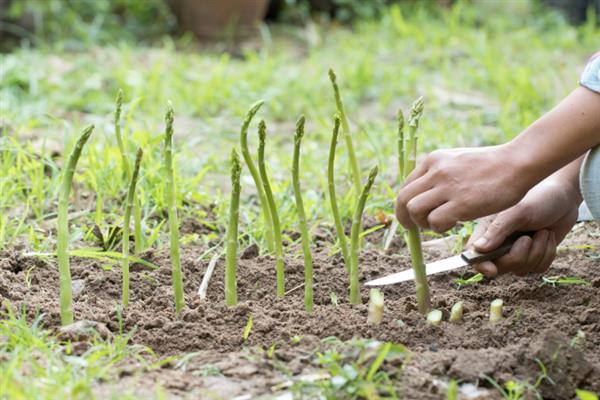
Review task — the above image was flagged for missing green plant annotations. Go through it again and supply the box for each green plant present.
[257,120,285,297]
[400,97,430,314]
[541,276,591,287]
[225,149,242,306]
[239,101,274,252]
[576,389,599,400]
[349,166,378,304]
[327,115,350,271]
[454,273,484,288]
[328,68,361,196]
[121,148,143,308]
[164,105,185,312]
[292,116,313,313]
[57,125,94,325]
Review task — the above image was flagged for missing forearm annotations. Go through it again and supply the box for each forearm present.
[505,86,600,190]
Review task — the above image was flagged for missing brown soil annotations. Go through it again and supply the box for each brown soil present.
[1,222,599,399]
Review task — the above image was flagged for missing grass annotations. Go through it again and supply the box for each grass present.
[2,1,600,398]
[0,304,166,399]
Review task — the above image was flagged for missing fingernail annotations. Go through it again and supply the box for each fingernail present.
[474,237,488,248]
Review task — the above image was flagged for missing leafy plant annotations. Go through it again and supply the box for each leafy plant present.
[454,273,484,288]
[541,276,591,287]
[57,125,94,325]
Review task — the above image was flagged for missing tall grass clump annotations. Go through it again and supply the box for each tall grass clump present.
[292,116,313,313]
[225,149,242,306]
[121,148,143,308]
[327,115,350,271]
[400,97,431,314]
[257,120,285,297]
[349,166,378,304]
[164,105,185,312]
[57,125,94,325]
[239,101,274,252]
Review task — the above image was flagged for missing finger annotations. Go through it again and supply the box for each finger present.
[396,175,434,228]
[494,235,532,276]
[473,205,529,252]
[400,158,429,188]
[426,201,459,233]
[466,216,494,248]
[473,261,498,278]
[521,230,549,275]
[534,231,557,273]
[405,189,446,229]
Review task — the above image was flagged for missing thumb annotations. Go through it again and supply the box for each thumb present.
[473,208,525,252]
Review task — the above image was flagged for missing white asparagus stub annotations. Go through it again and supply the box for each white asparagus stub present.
[427,309,443,326]
[489,298,503,323]
[449,301,464,322]
[367,289,384,325]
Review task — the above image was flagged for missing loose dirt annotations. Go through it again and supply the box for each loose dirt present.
[1,222,599,399]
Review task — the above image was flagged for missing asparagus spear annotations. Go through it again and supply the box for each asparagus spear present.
[257,120,285,297]
[225,149,242,306]
[239,101,275,252]
[328,68,361,195]
[402,97,430,314]
[327,115,350,271]
[292,116,313,312]
[164,105,185,312]
[349,166,378,304]
[57,125,94,325]
[122,148,143,308]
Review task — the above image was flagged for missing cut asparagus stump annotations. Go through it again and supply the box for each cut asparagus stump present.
[427,309,443,326]
[367,289,384,325]
[490,298,503,323]
[449,301,464,323]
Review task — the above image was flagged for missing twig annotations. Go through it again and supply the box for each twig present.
[197,252,221,301]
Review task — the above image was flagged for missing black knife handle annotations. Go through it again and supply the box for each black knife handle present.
[460,232,534,265]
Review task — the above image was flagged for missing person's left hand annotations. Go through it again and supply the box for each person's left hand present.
[465,178,580,277]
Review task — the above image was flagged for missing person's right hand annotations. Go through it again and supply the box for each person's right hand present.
[466,178,581,277]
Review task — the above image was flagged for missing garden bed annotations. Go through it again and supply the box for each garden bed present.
[2,222,599,399]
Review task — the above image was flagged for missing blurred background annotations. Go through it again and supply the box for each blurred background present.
[1,1,600,252]
[1,0,599,49]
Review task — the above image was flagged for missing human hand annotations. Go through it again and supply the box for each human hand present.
[466,178,581,277]
[395,144,535,232]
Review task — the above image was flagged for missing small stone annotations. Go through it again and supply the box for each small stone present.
[71,279,85,298]
[57,320,111,341]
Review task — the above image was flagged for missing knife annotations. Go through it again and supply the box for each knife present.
[365,232,530,286]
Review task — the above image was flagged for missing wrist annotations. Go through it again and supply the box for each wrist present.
[498,140,545,196]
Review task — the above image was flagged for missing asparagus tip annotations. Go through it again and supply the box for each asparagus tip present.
[328,67,336,82]
[397,108,405,128]
[258,119,266,143]
[295,116,306,140]
[367,289,384,325]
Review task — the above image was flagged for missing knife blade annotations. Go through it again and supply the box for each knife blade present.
[365,232,529,286]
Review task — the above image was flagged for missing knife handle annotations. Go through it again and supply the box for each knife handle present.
[460,232,534,264]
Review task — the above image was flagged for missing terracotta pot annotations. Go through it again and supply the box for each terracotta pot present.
[169,0,269,40]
